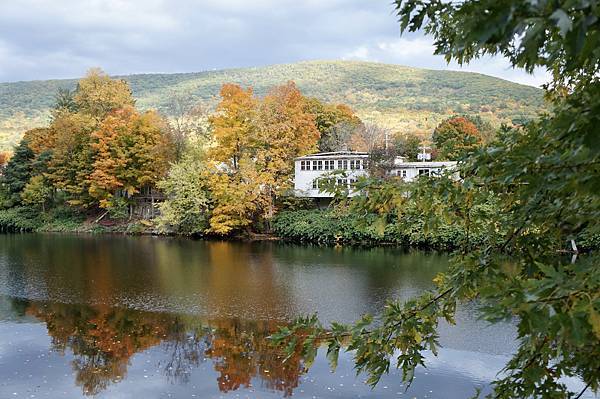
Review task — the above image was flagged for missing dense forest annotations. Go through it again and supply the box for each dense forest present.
[0,60,545,150]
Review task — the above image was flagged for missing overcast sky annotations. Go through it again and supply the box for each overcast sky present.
[0,0,550,86]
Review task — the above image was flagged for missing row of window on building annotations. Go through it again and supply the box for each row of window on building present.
[312,177,358,189]
[300,159,365,171]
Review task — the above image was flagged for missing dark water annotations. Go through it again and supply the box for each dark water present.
[0,234,592,398]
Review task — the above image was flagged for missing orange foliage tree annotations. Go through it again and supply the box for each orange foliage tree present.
[432,116,483,160]
[89,107,174,209]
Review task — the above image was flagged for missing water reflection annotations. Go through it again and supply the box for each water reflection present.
[8,297,307,397]
[0,235,554,398]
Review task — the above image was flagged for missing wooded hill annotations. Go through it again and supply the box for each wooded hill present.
[0,60,545,150]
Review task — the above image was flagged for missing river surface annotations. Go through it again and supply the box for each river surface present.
[0,234,593,398]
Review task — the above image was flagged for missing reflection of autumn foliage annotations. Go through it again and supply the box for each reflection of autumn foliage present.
[205,319,307,397]
[25,302,183,396]
[20,299,308,397]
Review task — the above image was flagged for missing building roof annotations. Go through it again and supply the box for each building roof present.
[295,151,369,160]
[392,161,457,168]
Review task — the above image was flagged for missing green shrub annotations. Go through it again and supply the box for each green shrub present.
[0,206,43,232]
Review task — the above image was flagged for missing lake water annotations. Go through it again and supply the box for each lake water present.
[0,234,593,398]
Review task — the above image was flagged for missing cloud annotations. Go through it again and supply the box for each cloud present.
[0,0,549,87]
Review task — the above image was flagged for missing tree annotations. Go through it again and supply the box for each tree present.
[21,175,52,212]
[349,122,388,152]
[394,134,422,160]
[53,87,78,114]
[157,142,212,235]
[46,112,97,206]
[274,1,600,398]
[305,98,362,152]
[208,84,257,172]
[0,151,11,169]
[163,93,210,160]
[206,82,320,234]
[74,68,135,120]
[432,116,482,160]
[88,107,174,209]
[0,139,34,208]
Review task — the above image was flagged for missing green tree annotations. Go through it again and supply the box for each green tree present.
[157,141,212,235]
[21,175,52,212]
[394,134,421,160]
[274,1,600,398]
[0,139,34,208]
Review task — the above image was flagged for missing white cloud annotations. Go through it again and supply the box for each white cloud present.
[0,0,550,87]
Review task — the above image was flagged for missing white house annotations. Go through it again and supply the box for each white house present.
[294,151,457,198]
[294,151,370,197]
[390,161,459,182]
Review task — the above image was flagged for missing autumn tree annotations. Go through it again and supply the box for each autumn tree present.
[0,151,11,169]
[88,107,174,209]
[74,68,135,120]
[208,84,257,172]
[46,112,97,206]
[164,93,210,159]
[432,116,482,160]
[206,82,320,234]
[254,81,320,222]
[349,122,389,152]
[305,98,363,152]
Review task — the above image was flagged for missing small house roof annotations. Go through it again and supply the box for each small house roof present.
[295,151,369,160]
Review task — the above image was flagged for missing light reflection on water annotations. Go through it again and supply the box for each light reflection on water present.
[0,234,595,398]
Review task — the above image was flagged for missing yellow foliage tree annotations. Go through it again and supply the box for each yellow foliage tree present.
[88,107,174,208]
[206,82,320,234]
[74,68,135,120]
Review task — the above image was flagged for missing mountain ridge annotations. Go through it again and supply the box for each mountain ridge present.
[0,60,546,150]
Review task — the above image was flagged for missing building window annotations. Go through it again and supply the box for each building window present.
[337,160,343,169]
[336,178,347,186]
[349,160,355,170]
[312,179,318,189]
[300,161,307,171]
[418,169,430,177]
[324,160,335,170]
[317,160,323,170]
[356,160,362,169]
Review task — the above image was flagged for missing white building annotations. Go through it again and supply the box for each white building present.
[390,161,459,182]
[294,151,457,198]
[294,151,370,197]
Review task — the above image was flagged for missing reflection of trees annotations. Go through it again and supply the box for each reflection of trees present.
[204,319,306,396]
[18,299,308,397]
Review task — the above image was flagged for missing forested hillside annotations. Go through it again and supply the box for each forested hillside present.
[0,60,545,150]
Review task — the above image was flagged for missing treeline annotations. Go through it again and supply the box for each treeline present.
[0,61,546,152]
[0,67,499,238]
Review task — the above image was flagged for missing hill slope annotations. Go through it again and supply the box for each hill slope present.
[0,60,545,150]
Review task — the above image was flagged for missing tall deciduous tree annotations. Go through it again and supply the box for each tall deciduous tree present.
[89,107,174,209]
[432,116,482,160]
[157,141,212,235]
[46,112,97,206]
[74,68,135,120]
[206,82,320,234]
[305,98,362,152]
